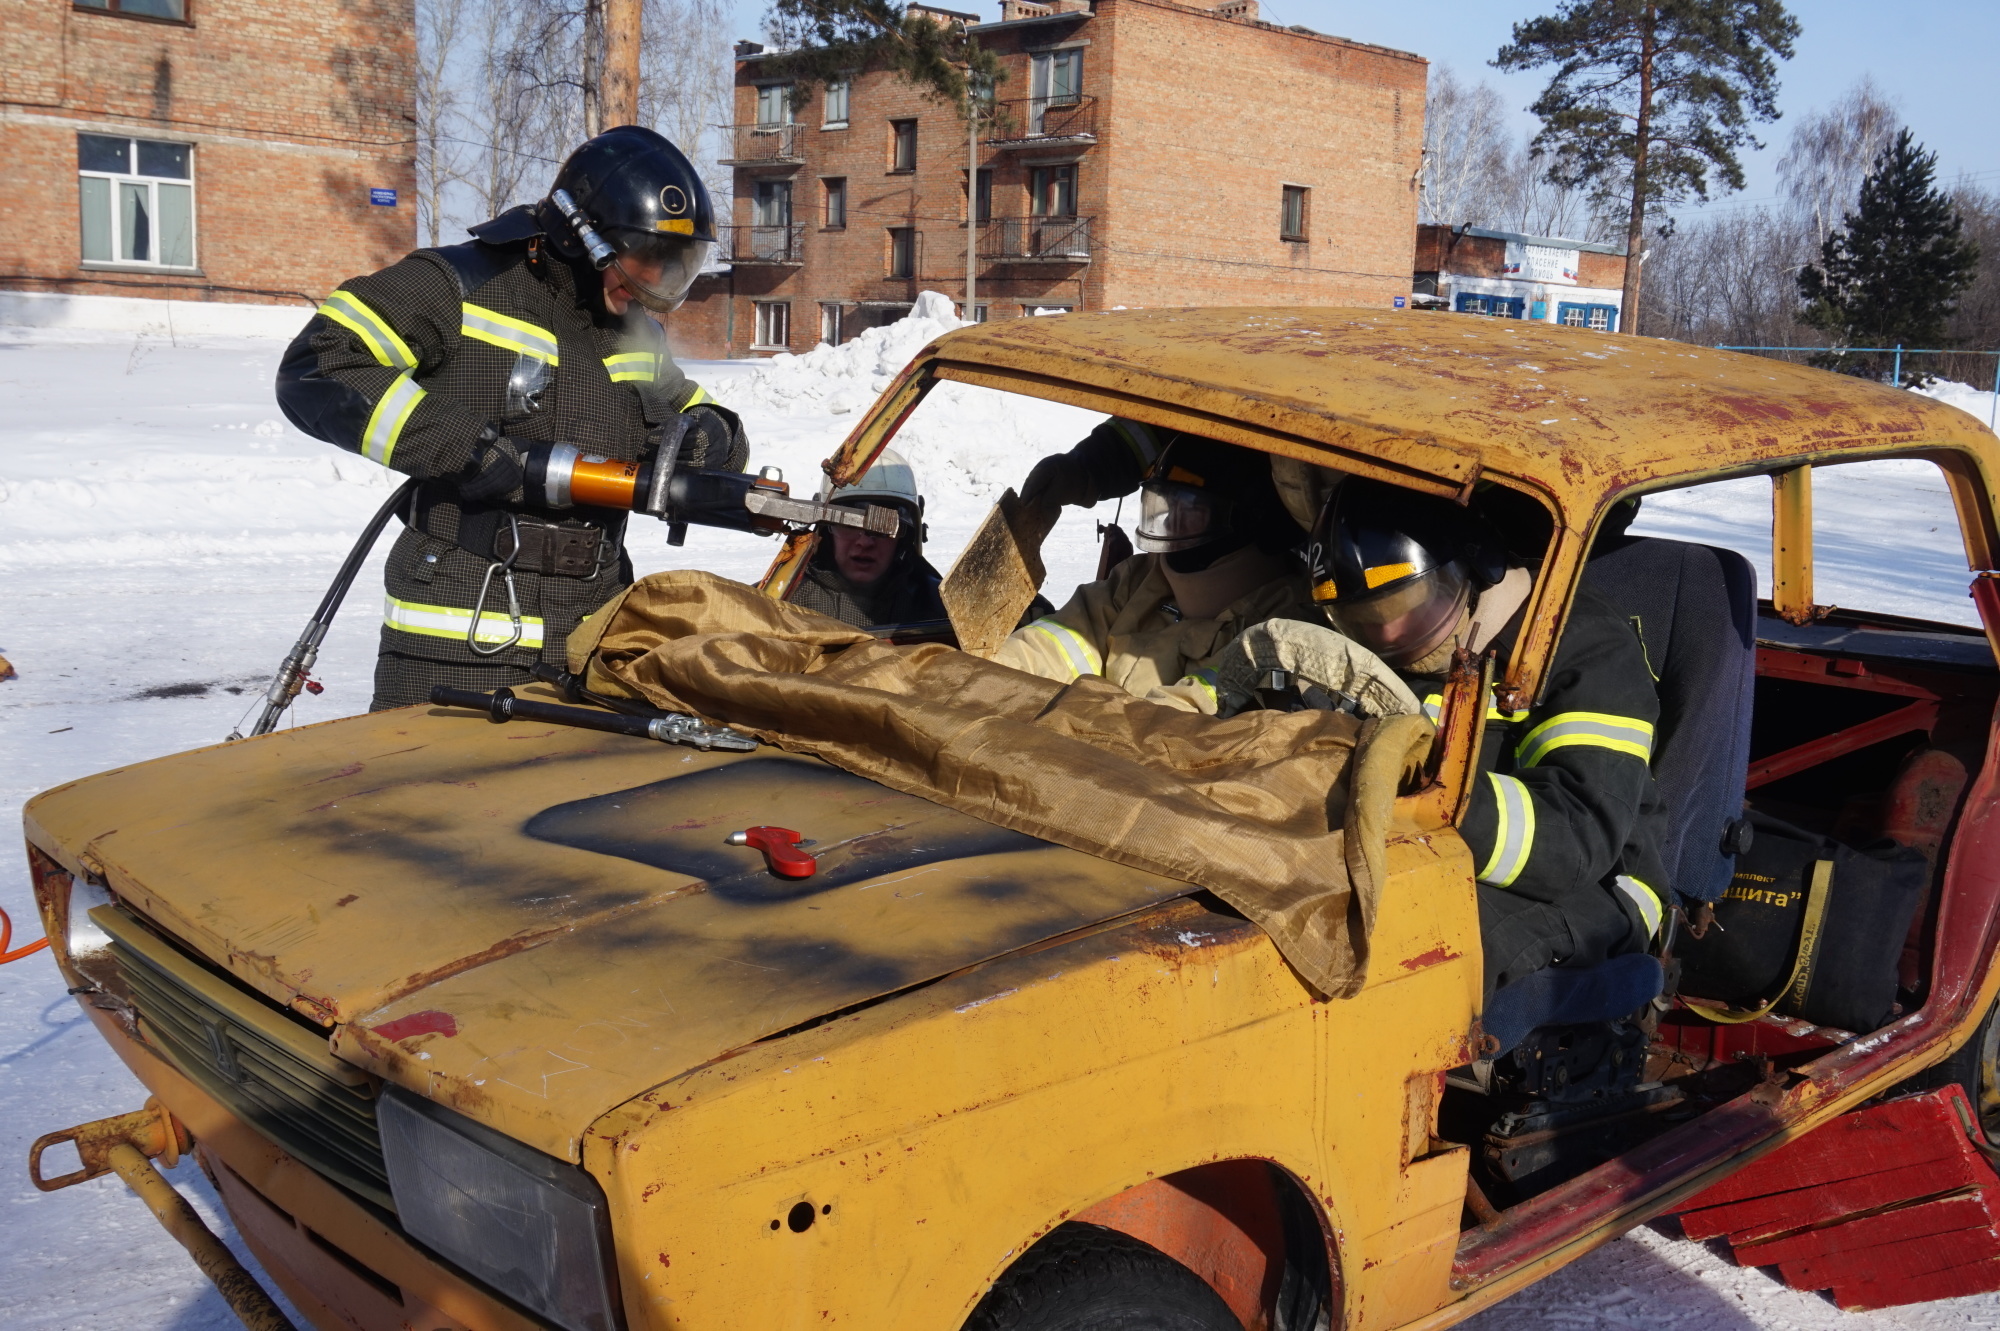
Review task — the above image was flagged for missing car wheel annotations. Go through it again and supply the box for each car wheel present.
[1894,990,2000,1137]
[964,1222,1242,1331]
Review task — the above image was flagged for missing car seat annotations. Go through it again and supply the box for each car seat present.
[1483,535,1758,1053]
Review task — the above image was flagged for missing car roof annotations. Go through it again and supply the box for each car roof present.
[899,307,1999,515]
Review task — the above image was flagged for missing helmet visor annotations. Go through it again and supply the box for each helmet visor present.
[1321,563,1470,667]
[608,232,711,312]
[1136,481,1229,553]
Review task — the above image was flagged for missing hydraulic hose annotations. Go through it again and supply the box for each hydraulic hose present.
[236,478,418,740]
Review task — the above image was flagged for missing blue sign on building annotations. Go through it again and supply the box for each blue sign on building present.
[1393,295,1407,309]
[370,188,398,207]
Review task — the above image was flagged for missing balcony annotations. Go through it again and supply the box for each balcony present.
[722,223,806,265]
[720,122,805,166]
[983,95,1098,148]
[981,216,1093,262]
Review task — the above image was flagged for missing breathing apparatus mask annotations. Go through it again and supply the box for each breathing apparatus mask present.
[1133,436,1294,569]
[1306,478,1506,669]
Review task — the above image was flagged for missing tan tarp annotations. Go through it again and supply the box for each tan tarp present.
[568,572,1434,998]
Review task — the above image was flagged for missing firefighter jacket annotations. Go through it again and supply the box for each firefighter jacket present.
[275,213,743,673]
[994,552,1320,712]
[1434,581,1670,944]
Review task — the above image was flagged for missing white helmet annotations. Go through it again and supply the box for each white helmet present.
[820,448,923,519]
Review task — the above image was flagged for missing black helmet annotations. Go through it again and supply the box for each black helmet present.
[1307,478,1504,667]
[538,125,715,311]
[1134,435,1295,563]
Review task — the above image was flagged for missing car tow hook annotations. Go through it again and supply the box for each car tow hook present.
[30,1098,299,1331]
[729,826,818,878]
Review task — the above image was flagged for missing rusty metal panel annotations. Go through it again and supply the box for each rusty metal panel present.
[26,702,1194,1160]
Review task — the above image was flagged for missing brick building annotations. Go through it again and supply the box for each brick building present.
[0,0,415,310]
[672,0,1425,357]
[1412,223,1629,331]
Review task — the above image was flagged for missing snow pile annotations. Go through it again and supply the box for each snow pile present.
[1915,376,2000,433]
[727,289,967,418]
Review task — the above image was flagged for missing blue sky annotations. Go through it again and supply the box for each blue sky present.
[723,0,2000,215]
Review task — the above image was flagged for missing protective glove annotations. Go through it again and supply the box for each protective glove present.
[457,433,527,504]
[1209,619,1424,721]
[1019,450,1097,511]
[681,403,749,472]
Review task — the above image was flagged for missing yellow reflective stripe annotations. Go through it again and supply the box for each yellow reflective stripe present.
[604,352,659,383]
[1111,418,1163,469]
[1615,874,1664,939]
[1478,772,1535,888]
[1025,617,1102,681]
[383,595,545,648]
[1177,667,1219,708]
[682,384,715,408]
[1516,710,1654,767]
[1421,690,1528,725]
[361,372,425,466]
[318,290,416,370]
[460,303,560,364]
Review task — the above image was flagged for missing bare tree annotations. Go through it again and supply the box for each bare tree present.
[415,0,471,247]
[1498,143,1620,241]
[1421,65,1512,226]
[1779,77,1900,253]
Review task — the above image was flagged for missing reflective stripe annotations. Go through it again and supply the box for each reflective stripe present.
[1478,772,1535,888]
[362,372,425,466]
[604,351,659,383]
[682,384,714,408]
[1024,617,1102,681]
[384,595,545,648]
[318,290,416,370]
[1615,874,1665,939]
[1516,710,1654,767]
[460,303,560,364]
[1421,690,1529,725]
[1111,418,1163,470]
[1177,667,1219,709]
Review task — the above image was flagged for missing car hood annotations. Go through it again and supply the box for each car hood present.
[25,701,1189,1159]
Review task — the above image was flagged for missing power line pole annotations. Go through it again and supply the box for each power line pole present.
[604,0,642,128]
[966,96,978,322]
[582,0,605,137]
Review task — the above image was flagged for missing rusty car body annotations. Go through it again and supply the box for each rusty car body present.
[25,309,2000,1329]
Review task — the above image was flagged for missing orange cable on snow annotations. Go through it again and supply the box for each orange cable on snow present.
[1,904,51,964]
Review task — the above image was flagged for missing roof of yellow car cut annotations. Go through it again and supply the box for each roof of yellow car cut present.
[908,308,2000,507]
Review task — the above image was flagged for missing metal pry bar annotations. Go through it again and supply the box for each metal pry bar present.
[742,489,901,536]
[430,686,758,752]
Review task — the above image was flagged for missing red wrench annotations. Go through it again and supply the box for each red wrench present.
[727,826,818,878]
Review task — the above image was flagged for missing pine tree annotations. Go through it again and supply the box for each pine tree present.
[1494,1,1799,336]
[759,0,1002,115]
[1799,129,1982,384]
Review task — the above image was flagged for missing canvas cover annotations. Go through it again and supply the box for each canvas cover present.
[568,572,1434,997]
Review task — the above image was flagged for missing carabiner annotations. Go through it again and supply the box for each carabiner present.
[467,515,526,657]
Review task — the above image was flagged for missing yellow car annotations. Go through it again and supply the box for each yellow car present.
[24,310,2000,1330]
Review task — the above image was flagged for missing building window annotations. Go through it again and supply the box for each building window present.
[1029,48,1083,125]
[1030,164,1076,217]
[822,177,847,229]
[78,133,195,268]
[74,0,189,21]
[1556,302,1618,331]
[1454,293,1526,319]
[756,83,793,127]
[1280,185,1309,241]
[890,119,917,173]
[819,302,845,345]
[966,167,992,224]
[888,227,917,279]
[752,178,792,227]
[753,301,790,349]
[958,302,990,323]
[823,80,850,127]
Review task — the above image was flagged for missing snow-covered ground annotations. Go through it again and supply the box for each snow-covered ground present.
[2,299,1998,1328]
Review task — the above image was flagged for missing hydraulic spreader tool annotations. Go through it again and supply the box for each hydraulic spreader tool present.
[528,429,901,547]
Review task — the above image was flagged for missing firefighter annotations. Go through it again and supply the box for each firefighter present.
[993,434,1316,711]
[1306,478,1669,996]
[788,449,947,628]
[276,125,748,710]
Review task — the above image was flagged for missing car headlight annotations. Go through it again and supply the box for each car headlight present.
[378,1086,623,1331]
